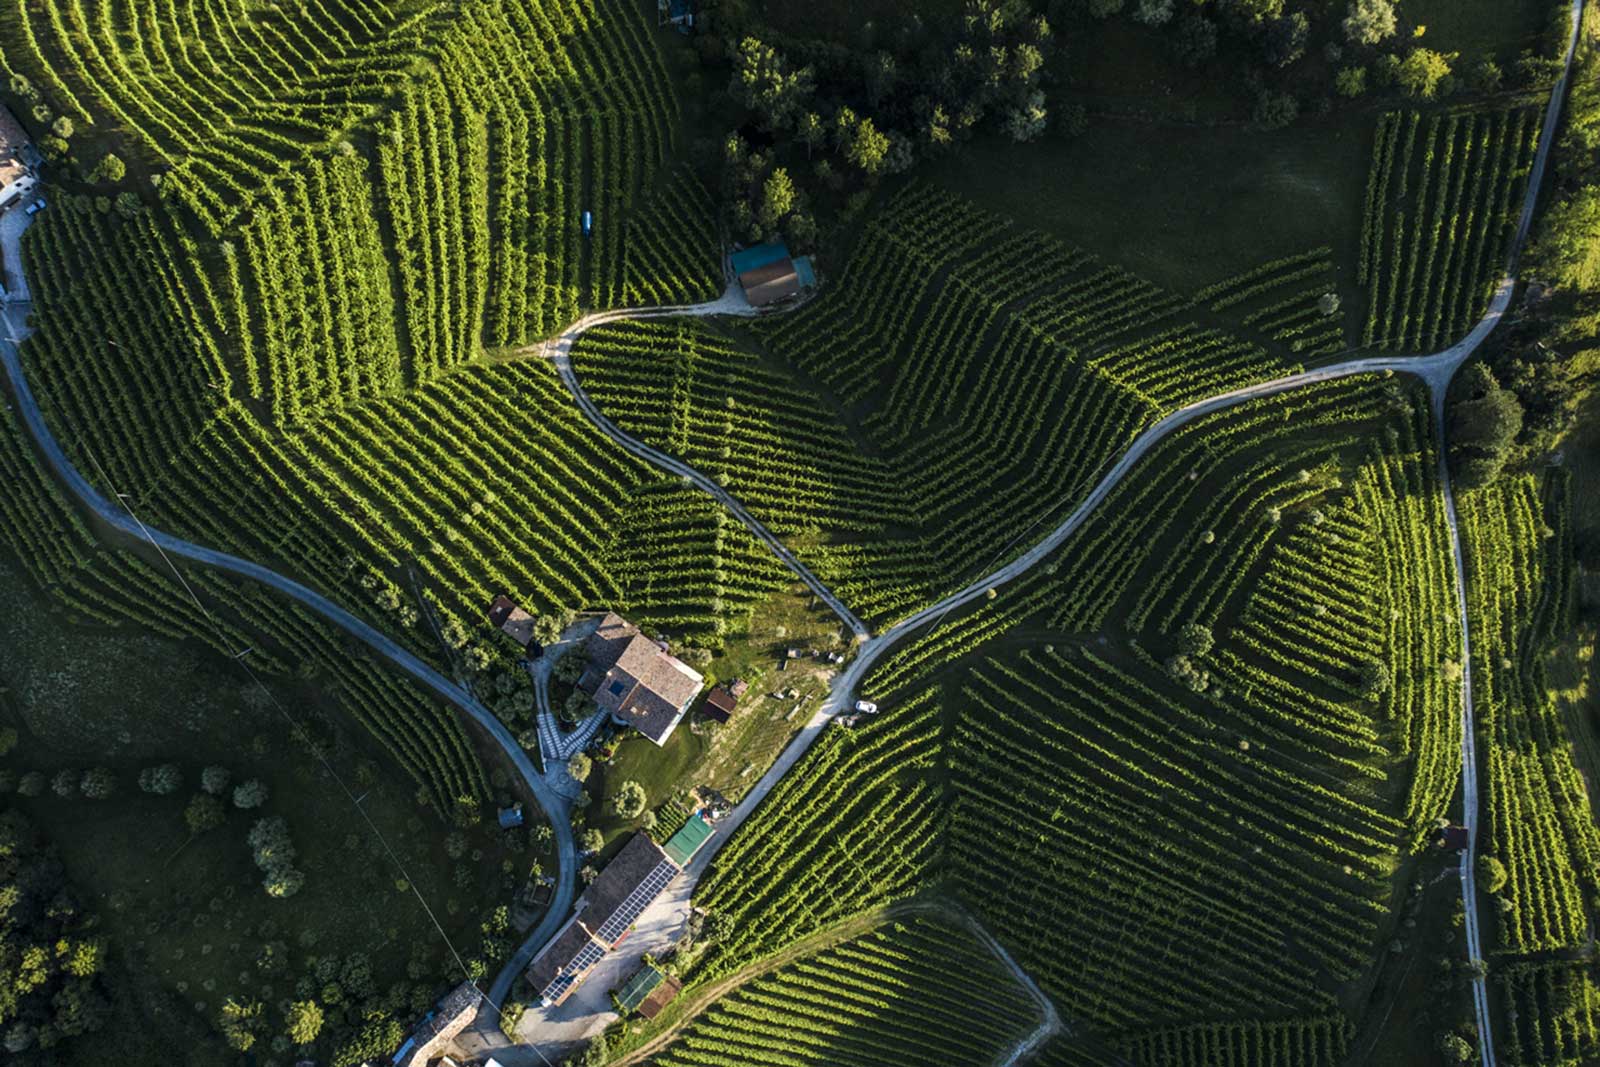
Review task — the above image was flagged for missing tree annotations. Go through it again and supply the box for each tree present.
[580,828,605,853]
[233,779,269,809]
[1318,291,1342,315]
[534,614,562,645]
[730,37,814,130]
[1335,66,1368,97]
[1264,12,1310,68]
[286,1000,324,1044]
[185,793,226,834]
[51,769,78,797]
[138,764,182,795]
[1177,623,1214,658]
[1449,363,1523,485]
[1170,15,1218,67]
[1438,1033,1473,1063]
[563,689,595,723]
[1132,0,1174,26]
[17,772,45,798]
[1342,0,1397,45]
[88,152,124,183]
[797,112,826,158]
[1359,660,1392,696]
[758,167,796,228]
[50,115,73,139]
[567,752,592,782]
[1470,57,1504,93]
[843,114,891,174]
[200,765,231,795]
[1477,854,1508,893]
[1165,655,1210,692]
[1003,91,1048,143]
[1252,89,1299,130]
[0,727,17,756]
[1528,186,1600,292]
[218,998,266,1052]
[1397,48,1454,99]
[610,780,648,820]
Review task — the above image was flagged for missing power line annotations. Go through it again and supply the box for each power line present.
[74,441,521,1033]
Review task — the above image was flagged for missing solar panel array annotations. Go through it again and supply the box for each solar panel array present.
[540,938,607,1004]
[593,857,678,944]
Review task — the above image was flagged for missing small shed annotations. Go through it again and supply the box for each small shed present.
[663,812,714,867]
[1437,824,1469,851]
[487,595,537,647]
[498,803,525,829]
[702,686,738,724]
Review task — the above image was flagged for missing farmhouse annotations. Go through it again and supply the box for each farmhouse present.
[387,981,481,1067]
[0,105,36,210]
[526,833,684,1006]
[486,594,537,648]
[731,242,816,307]
[579,613,703,746]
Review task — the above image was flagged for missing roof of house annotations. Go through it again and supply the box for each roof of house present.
[399,981,480,1062]
[1438,824,1469,850]
[793,255,817,289]
[527,918,605,1004]
[728,679,750,698]
[729,242,789,276]
[705,686,738,716]
[741,258,801,307]
[662,813,714,868]
[577,833,680,947]
[582,613,703,745]
[498,804,524,828]
[487,595,537,647]
[0,106,30,192]
[615,962,669,1013]
[638,973,683,1020]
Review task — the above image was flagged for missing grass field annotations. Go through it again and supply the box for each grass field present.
[921,113,1374,298]
[1402,0,1563,63]
[0,557,536,1062]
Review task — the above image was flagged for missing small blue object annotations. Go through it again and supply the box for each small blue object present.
[729,242,789,276]
[581,210,593,237]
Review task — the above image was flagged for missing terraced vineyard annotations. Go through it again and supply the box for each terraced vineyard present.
[646,916,1041,1067]
[1359,104,1542,351]
[1461,472,1596,955]
[0,376,487,811]
[574,183,1295,624]
[691,376,1464,1059]
[1198,247,1349,358]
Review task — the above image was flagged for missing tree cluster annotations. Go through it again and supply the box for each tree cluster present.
[707,0,1058,247]
[247,816,306,899]
[0,810,110,1054]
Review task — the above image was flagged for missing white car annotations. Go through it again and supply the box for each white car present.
[854,700,878,714]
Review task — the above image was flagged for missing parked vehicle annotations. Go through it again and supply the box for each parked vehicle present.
[854,700,878,714]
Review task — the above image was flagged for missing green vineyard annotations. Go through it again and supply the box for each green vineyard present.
[1499,960,1600,1067]
[1461,472,1596,955]
[574,183,1296,625]
[691,376,1465,1057]
[1359,104,1542,351]
[646,916,1041,1067]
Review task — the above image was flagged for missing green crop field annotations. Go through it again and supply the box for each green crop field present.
[0,0,1590,1061]
[646,915,1041,1067]
[1358,103,1543,351]
[574,182,1324,625]
[684,376,1472,1060]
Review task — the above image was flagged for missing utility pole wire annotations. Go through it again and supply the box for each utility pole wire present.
[85,445,514,1026]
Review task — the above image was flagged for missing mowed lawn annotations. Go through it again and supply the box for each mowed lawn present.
[922,110,1375,297]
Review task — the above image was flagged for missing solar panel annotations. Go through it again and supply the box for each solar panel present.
[540,939,606,1002]
[593,858,677,943]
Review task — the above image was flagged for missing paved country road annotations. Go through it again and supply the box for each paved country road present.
[0,0,1581,1054]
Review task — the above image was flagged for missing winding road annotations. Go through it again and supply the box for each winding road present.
[0,2,1582,1057]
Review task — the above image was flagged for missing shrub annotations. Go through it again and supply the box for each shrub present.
[567,752,592,783]
[185,793,226,834]
[1177,623,1214,658]
[610,780,648,820]
[200,766,231,795]
[1397,48,1454,99]
[138,764,183,795]
[1335,66,1368,97]
[17,772,46,798]
[1477,854,1508,893]
[580,828,605,853]
[233,779,269,809]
